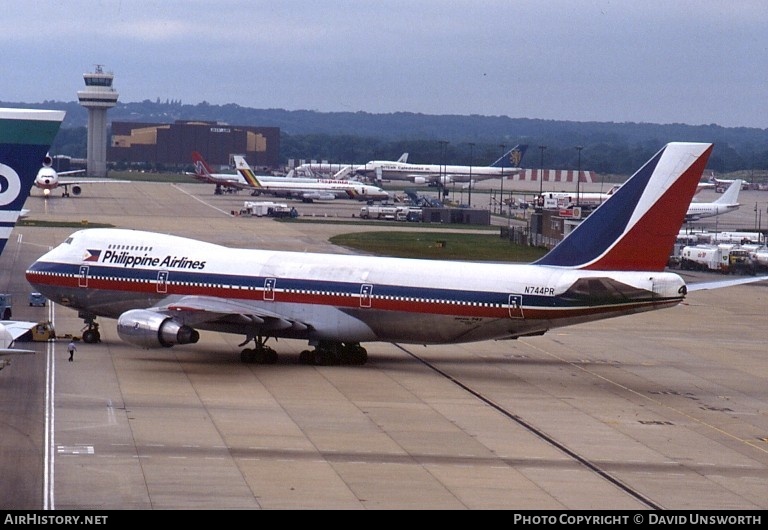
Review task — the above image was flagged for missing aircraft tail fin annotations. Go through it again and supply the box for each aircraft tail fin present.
[491,144,528,168]
[191,151,215,180]
[233,156,263,189]
[533,142,713,272]
[397,152,409,163]
[0,108,65,254]
[714,179,742,205]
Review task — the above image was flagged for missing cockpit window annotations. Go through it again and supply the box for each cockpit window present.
[65,237,73,245]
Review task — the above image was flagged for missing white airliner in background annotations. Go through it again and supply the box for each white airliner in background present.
[27,142,767,368]
[189,151,246,190]
[34,154,128,197]
[538,185,622,207]
[294,153,408,177]
[191,151,355,196]
[0,107,65,368]
[354,144,528,186]
[685,179,743,222]
[233,155,390,202]
[538,179,714,208]
[709,173,750,191]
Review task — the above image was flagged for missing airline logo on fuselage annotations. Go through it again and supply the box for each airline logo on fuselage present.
[97,249,207,269]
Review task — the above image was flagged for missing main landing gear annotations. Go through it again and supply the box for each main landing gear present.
[238,335,368,366]
[299,341,368,366]
[239,334,277,364]
[80,314,101,344]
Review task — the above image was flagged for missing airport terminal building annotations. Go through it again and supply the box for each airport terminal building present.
[109,120,280,170]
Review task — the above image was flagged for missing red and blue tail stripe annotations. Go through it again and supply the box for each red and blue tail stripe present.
[533,142,713,272]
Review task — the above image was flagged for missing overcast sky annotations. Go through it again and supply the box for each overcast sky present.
[2,1,767,128]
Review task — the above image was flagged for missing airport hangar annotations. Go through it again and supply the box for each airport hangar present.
[108,120,281,171]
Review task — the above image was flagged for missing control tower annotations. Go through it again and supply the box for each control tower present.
[77,65,118,177]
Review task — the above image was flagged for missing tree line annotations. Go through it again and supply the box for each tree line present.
[7,99,768,177]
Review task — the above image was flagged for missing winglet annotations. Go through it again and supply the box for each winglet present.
[233,156,263,189]
[534,142,713,272]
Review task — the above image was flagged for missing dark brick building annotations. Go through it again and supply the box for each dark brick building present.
[109,120,280,170]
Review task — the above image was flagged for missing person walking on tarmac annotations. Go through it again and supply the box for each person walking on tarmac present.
[68,340,77,362]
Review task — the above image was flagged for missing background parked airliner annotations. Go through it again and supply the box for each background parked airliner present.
[685,179,743,222]
[0,107,65,367]
[294,153,408,177]
[354,144,528,185]
[233,155,390,202]
[34,154,128,197]
[191,151,355,196]
[539,179,713,208]
[27,142,766,368]
[709,173,749,191]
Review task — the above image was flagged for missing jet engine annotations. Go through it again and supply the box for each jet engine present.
[117,309,200,349]
[71,186,82,196]
[412,177,427,185]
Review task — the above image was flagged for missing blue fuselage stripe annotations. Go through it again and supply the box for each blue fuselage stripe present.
[29,262,565,309]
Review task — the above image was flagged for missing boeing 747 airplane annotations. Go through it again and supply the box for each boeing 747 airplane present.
[0,108,66,368]
[26,142,767,367]
[355,144,527,186]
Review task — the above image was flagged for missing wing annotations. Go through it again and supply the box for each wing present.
[151,296,311,334]
[0,320,39,341]
[0,321,39,354]
[687,276,768,292]
[58,178,131,185]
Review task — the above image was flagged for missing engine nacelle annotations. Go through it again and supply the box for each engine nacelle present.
[412,177,427,185]
[72,185,82,196]
[43,154,53,167]
[117,309,200,349]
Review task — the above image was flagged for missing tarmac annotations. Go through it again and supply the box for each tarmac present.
[0,179,766,510]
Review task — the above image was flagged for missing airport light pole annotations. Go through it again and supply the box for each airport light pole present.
[468,142,474,207]
[499,144,505,215]
[575,145,583,207]
[439,140,448,201]
[538,145,547,208]
[756,202,760,232]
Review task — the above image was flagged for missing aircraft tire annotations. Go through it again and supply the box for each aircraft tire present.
[299,350,315,365]
[241,348,256,363]
[82,329,100,344]
[264,348,278,364]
